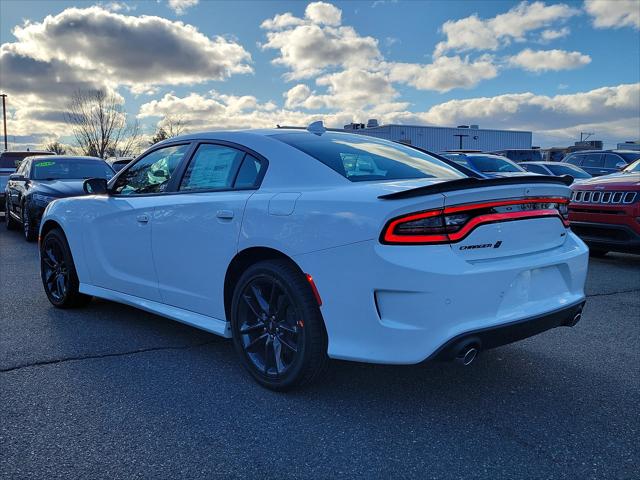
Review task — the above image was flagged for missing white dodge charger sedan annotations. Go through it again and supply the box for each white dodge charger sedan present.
[38,125,588,389]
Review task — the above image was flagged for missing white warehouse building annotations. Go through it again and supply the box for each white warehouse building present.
[344,123,532,152]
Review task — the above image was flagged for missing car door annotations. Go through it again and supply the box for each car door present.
[151,142,266,319]
[82,143,192,301]
[580,153,605,176]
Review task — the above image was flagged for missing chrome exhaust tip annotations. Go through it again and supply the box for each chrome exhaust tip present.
[455,347,478,366]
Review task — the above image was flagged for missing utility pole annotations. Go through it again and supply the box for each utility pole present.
[0,94,7,151]
[453,134,469,150]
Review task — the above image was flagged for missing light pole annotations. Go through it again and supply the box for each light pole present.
[0,94,7,151]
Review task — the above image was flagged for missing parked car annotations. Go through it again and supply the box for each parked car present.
[489,149,543,163]
[38,128,587,390]
[0,150,53,213]
[440,152,530,177]
[5,155,114,241]
[562,150,640,177]
[106,156,134,172]
[520,161,591,182]
[568,160,640,255]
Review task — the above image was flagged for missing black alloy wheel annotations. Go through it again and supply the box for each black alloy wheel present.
[5,199,19,230]
[22,204,37,241]
[231,260,328,390]
[40,228,92,308]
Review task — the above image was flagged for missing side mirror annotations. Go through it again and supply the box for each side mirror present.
[83,177,109,195]
[615,162,627,170]
[8,173,25,181]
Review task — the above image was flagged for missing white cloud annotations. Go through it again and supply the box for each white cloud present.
[0,6,251,146]
[168,0,199,16]
[540,27,570,41]
[10,7,252,86]
[584,0,640,29]
[261,2,380,79]
[420,83,640,136]
[304,2,342,26]
[435,1,581,55]
[137,83,640,149]
[508,48,591,72]
[388,55,498,92]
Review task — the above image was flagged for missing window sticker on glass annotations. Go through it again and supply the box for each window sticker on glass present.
[36,161,55,167]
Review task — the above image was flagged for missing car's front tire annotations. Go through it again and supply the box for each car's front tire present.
[21,203,37,242]
[5,199,19,230]
[231,259,328,390]
[40,228,92,308]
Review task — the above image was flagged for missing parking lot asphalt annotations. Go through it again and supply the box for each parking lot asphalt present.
[1,224,639,480]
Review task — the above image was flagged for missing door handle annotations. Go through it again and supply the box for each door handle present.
[216,209,234,219]
[136,214,149,224]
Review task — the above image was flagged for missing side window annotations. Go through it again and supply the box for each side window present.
[581,154,603,168]
[179,144,246,191]
[112,144,189,195]
[17,160,28,176]
[523,164,547,174]
[565,155,582,166]
[234,154,264,188]
[603,154,623,169]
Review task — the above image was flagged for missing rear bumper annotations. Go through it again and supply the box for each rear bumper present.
[430,300,585,361]
[295,231,588,364]
[569,221,640,253]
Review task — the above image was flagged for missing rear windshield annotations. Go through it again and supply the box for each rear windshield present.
[467,155,523,173]
[546,163,591,178]
[272,132,467,182]
[32,158,114,180]
[0,152,45,169]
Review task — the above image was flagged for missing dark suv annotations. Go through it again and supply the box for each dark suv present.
[562,150,640,177]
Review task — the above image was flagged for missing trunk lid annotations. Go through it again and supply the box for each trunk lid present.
[442,183,570,260]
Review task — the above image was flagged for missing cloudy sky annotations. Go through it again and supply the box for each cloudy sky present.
[0,0,639,150]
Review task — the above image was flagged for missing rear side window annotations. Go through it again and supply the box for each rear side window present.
[0,153,28,169]
[603,154,624,168]
[180,144,245,191]
[522,164,548,175]
[582,154,603,168]
[234,154,263,189]
[273,132,466,182]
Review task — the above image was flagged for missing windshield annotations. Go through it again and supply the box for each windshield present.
[546,163,591,178]
[32,158,114,180]
[273,132,467,182]
[623,159,640,172]
[468,155,524,173]
[617,152,640,163]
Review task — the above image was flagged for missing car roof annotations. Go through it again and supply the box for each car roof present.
[568,149,636,154]
[0,150,52,156]
[27,155,104,161]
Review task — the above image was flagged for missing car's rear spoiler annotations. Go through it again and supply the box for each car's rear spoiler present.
[378,175,573,200]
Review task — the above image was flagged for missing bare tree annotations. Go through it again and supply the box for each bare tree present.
[149,115,186,146]
[44,141,66,155]
[106,119,143,158]
[66,90,139,158]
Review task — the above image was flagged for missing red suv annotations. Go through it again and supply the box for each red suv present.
[568,160,640,255]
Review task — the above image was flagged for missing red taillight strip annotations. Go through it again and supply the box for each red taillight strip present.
[382,197,569,245]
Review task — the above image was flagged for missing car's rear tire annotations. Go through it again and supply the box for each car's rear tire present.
[5,199,19,230]
[22,204,37,242]
[589,248,609,257]
[231,259,328,390]
[40,228,92,308]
